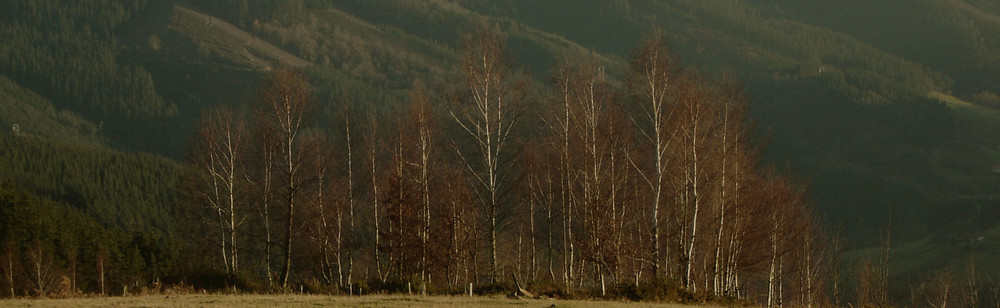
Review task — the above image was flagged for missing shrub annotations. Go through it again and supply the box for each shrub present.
[635,279,681,302]
[473,281,514,295]
[525,279,567,299]
[299,278,329,294]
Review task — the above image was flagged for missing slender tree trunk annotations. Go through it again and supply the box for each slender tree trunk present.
[319,170,333,283]
[416,98,432,285]
[395,135,405,279]
[778,255,784,308]
[489,191,497,283]
[261,158,274,287]
[768,220,778,308]
[546,172,555,281]
[335,211,343,286]
[529,190,536,280]
[451,187,459,287]
[803,234,813,308]
[713,103,730,295]
[5,243,16,297]
[345,108,356,284]
[767,209,781,307]
[554,66,575,291]
[216,183,229,273]
[226,124,240,275]
[685,119,701,291]
[370,116,384,282]
[279,137,295,289]
[251,140,277,287]
[726,159,743,295]
[98,245,106,296]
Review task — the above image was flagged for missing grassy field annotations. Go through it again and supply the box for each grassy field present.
[0,294,721,308]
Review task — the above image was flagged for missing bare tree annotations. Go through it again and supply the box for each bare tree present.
[367,113,386,282]
[439,163,477,287]
[382,112,415,279]
[522,142,560,283]
[65,245,77,295]
[250,125,278,287]
[913,269,956,308]
[857,230,891,308]
[2,241,16,297]
[450,24,522,282]
[626,32,678,279]
[561,59,636,293]
[991,269,1000,308]
[191,105,249,276]
[404,84,437,285]
[27,242,54,296]
[710,78,748,296]
[255,67,316,289]
[756,172,808,308]
[306,132,338,285]
[96,243,107,296]
[796,218,825,308]
[339,103,358,286]
[963,257,978,308]
[670,73,719,290]
[717,98,764,298]
[553,61,577,290]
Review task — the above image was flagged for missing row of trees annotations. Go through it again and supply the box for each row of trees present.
[186,26,821,306]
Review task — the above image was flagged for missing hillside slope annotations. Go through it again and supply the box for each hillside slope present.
[169,5,310,70]
[1,0,999,299]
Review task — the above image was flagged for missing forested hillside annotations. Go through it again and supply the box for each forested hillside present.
[1,0,1000,306]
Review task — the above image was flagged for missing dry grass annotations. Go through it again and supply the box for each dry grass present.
[170,5,311,70]
[0,294,721,308]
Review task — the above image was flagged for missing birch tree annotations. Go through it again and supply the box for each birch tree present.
[757,172,807,308]
[670,73,719,290]
[255,67,315,289]
[250,122,278,287]
[338,103,358,286]
[367,113,386,282]
[2,241,16,297]
[710,79,748,295]
[450,25,522,282]
[305,132,338,285]
[552,61,577,290]
[404,85,437,285]
[27,242,53,296]
[564,60,634,292]
[191,105,249,276]
[626,33,678,278]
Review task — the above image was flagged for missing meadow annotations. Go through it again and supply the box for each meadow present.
[0,294,719,308]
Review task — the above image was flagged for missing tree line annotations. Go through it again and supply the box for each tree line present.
[184,26,826,306]
[0,133,180,297]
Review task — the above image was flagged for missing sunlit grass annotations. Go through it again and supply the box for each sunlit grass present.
[930,91,1000,121]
